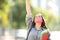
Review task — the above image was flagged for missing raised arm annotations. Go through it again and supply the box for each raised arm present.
[26,0,32,29]
[26,0,31,14]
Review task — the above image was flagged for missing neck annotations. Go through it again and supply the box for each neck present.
[35,23,41,30]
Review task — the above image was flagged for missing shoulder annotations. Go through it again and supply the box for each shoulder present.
[41,27,49,33]
[41,27,47,31]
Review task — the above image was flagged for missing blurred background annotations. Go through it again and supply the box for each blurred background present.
[0,0,60,40]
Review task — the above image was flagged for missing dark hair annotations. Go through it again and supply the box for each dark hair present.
[32,16,47,29]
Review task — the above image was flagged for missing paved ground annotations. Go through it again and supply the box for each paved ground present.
[0,36,15,40]
[0,36,24,40]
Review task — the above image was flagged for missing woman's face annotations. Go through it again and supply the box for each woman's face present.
[34,13,43,24]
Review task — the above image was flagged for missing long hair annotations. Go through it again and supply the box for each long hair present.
[32,16,47,29]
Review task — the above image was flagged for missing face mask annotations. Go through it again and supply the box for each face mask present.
[34,17,42,23]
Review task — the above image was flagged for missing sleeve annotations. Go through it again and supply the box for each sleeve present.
[26,13,32,29]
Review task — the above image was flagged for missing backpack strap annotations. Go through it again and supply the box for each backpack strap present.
[26,26,34,40]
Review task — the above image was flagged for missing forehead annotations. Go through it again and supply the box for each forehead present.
[35,13,42,17]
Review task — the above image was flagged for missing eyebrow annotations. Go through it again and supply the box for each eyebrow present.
[35,16,42,17]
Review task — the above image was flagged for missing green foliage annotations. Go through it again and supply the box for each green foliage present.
[0,0,8,10]
[9,0,26,29]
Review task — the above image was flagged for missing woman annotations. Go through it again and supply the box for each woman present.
[26,0,50,40]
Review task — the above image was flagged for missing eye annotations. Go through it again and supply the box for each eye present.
[38,16,41,17]
[37,16,42,18]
